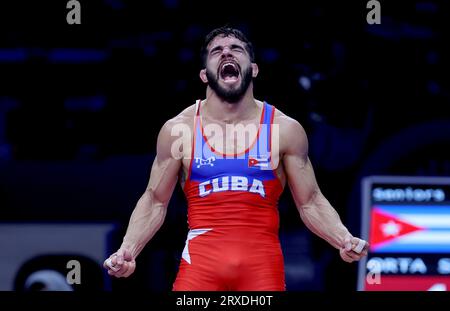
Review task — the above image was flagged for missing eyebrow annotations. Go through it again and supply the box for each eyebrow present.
[209,44,246,54]
[230,44,245,50]
[209,45,223,54]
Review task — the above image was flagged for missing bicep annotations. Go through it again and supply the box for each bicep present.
[146,155,181,204]
[145,122,182,205]
[281,119,320,207]
[284,154,320,207]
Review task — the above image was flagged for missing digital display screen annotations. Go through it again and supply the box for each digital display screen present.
[358,176,450,291]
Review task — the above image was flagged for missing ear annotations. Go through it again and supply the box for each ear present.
[199,69,208,83]
[251,63,259,78]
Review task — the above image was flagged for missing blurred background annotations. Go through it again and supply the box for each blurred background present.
[1,0,449,291]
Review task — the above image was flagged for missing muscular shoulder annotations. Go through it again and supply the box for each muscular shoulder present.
[159,104,195,136]
[158,103,196,159]
[273,108,308,156]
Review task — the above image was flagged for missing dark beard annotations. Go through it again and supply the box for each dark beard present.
[206,65,253,103]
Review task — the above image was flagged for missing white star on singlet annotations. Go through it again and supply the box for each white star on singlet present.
[182,228,212,264]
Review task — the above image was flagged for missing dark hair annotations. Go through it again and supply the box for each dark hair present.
[201,26,255,66]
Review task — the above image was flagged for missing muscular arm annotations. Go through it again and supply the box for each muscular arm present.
[104,119,183,276]
[120,122,181,258]
[280,117,368,261]
[286,156,349,249]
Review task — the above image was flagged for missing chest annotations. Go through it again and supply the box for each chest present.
[201,121,261,155]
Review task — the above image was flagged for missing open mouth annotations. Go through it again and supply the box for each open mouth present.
[219,61,240,83]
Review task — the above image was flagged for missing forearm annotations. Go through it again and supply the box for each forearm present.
[297,191,350,249]
[120,189,167,258]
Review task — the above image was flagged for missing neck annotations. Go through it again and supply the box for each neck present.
[203,85,258,123]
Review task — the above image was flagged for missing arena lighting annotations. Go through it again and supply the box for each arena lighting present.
[0,49,28,63]
[48,49,108,63]
[298,76,311,90]
[0,48,108,63]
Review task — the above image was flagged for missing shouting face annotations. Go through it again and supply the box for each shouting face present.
[202,35,257,103]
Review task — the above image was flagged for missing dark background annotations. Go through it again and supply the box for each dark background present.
[1,0,449,291]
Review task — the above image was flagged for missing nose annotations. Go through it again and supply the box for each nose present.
[221,46,232,58]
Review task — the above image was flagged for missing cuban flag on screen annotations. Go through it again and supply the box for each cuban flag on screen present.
[370,205,450,253]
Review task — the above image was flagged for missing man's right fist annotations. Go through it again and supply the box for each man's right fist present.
[103,248,136,278]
